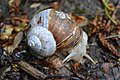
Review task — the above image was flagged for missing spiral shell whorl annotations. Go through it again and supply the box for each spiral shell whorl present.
[27,35,42,52]
[27,26,56,57]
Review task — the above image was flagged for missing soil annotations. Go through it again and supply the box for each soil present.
[0,0,120,80]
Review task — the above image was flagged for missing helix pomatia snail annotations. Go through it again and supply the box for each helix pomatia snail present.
[27,9,95,64]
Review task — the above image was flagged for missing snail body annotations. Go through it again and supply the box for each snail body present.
[27,9,95,63]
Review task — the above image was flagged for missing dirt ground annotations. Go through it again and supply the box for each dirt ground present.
[0,0,120,80]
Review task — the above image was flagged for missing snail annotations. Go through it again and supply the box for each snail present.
[27,9,95,64]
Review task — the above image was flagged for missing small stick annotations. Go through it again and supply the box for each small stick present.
[17,61,47,80]
[105,34,120,39]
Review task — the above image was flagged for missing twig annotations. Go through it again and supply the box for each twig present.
[105,34,120,39]
[25,0,29,7]
[17,61,47,80]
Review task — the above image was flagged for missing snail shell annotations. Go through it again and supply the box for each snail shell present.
[27,9,95,63]
[28,9,81,56]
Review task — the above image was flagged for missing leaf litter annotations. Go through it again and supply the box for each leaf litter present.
[0,0,120,80]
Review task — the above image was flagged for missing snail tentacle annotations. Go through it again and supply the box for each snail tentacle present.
[62,51,77,63]
[63,31,95,64]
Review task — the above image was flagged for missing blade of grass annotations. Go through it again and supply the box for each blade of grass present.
[104,7,117,25]
[102,0,114,11]
[102,0,117,25]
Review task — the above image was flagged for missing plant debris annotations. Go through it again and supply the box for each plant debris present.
[99,33,120,57]
[0,0,120,80]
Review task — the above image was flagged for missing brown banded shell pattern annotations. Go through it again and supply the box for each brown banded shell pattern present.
[48,9,82,49]
[30,9,82,50]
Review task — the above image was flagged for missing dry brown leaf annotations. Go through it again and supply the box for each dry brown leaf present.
[9,0,21,16]
[0,33,9,41]
[11,16,29,23]
[7,32,23,53]
[99,33,120,57]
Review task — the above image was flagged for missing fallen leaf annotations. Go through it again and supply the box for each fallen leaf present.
[13,31,23,48]
[0,33,9,41]
[7,32,23,53]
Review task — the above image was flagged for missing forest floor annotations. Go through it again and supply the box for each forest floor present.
[0,0,120,80]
